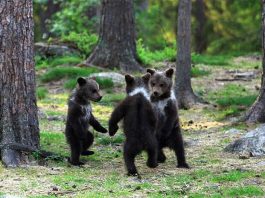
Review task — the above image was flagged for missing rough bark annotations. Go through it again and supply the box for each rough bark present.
[175,0,204,109]
[245,0,265,123]
[193,0,207,53]
[84,0,143,73]
[0,0,40,167]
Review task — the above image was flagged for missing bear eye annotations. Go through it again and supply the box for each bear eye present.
[151,82,155,86]
[160,84,164,87]
[92,89,97,93]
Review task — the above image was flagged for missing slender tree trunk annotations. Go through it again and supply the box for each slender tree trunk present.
[245,0,265,123]
[84,0,143,72]
[193,0,207,53]
[175,0,204,109]
[0,0,39,167]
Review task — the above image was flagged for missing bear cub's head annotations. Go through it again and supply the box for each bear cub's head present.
[124,73,151,96]
[147,68,174,99]
[75,77,102,103]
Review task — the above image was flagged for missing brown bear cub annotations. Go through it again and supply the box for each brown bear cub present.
[65,77,107,166]
[147,68,189,168]
[109,74,158,176]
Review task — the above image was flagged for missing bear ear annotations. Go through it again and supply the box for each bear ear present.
[77,77,87,86]
[146,68,155,75]
[125,74,134,84]
[142,73,151,84]
[165,68,174,78]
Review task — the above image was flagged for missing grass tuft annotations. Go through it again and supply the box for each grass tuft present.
[223,186,264,197]
[37,87,48,100]
[41,67,99,82]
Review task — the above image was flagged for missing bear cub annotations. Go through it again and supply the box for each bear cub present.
[109,74,158,176]
[147,68,189,168]
[65,77,107,166]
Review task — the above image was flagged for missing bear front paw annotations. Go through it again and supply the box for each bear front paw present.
[100,127,108,133]
[109,125,119,136]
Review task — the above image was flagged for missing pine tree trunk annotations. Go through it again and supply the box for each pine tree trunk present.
[245,0,265,123]
[194,0,207,53]
[175,0,203,109]
[0,0,39,167]
[84,0,143,72]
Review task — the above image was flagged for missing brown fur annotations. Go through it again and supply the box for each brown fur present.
[65,77,107,166]
[147,68,189,168]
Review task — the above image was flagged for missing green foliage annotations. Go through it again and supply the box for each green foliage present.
[137,39,176,65]
[50,0,100,36]
[223,186,264,197]
[64,77,114,90]
[37,87,48,100]
[205,1,261,54]
[61,32,98,55]
[136,3,177,50]
[36,55,82,69]
[41,67,99,82]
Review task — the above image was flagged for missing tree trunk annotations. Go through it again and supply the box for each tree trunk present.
[0,0,39,167]
[245,0,265,123]
[84,0,143,72]
[175,0,204,109]
[193,0,207,53]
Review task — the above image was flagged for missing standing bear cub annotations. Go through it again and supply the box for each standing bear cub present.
[147,68,189,168]
[65,77,107,166]
[109,74,158,176]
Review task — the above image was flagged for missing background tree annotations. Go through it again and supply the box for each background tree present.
[193,0,207,53]
[0,0,39,167]
[175,0,203,109]
[84,0,142,72]
[245,0,265,123]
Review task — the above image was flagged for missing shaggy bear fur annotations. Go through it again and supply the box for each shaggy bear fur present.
[65,77,107,165]
[147,68,189,168]
[108,74,158,176]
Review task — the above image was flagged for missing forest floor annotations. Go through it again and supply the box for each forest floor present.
[1,55,265,197]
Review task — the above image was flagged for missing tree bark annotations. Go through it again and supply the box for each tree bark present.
[84,0,143,73]
[245,0,265,123]
[193,0,207,53]
[0,0,39,167]
[175,0,204,109]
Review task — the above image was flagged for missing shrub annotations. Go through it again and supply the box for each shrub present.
[61,32,98,55]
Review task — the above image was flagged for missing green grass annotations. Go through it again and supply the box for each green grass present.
[207,84,258,119]
[191,54,231,66]
[99,93,126,106]
[40,67,99,82]
[211,170,253,183]
[37,87,48,100]
[191,67,211,77]
[36,55,82,69]
[223,186,264,197]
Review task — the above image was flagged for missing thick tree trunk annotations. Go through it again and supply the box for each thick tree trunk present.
[0,0,39,167]
[175,0,203,109]
[84,0,143,72]
[193,0,207,53]
[245,0,265,123]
